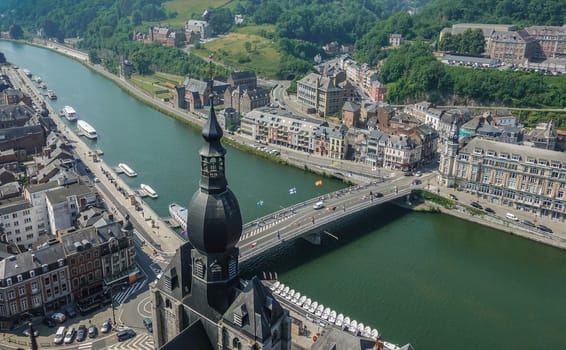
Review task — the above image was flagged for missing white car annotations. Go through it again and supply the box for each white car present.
[505,213,518,221]
[313,201,325,210]
[64,327,76,344]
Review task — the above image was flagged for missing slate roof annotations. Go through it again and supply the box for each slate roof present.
[0,197,31,216]
[230,71,256,81]
[0,104,35,123]
[222,277,286,342]
[45,182,92,204]
[460,137,566,163]
[342,101,360,112]
[160,319,214,350]
[0,125,44,142]
[310,327,376,350]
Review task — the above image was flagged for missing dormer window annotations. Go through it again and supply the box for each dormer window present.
[473,148,483,155]
[512,154,521,161]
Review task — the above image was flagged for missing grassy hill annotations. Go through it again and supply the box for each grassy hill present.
[161,0,229,27]
[192,25,283,78]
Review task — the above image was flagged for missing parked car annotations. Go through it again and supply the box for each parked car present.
[88,325,98,338]
[484,207,495,214]
[313,201,324,210]
[522,219,536,227]
[116,328,136,341]
[76,325,87,342]
[22,328,39,337]
[101,319,112,333]
[505,213,518,221]
[64,327,76,344]
[51,312,66,323]
[65,306,77,318]
[449,194,458,201]
[415,171,422,177]
[43,317,56,328]
[143,318,153,333]
[53,326,66,344]
[403,171,413,176]
[537,224,553,233]
[470,202,483,210]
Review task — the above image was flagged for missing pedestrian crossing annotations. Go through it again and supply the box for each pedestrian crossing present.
[113,280,147,305]
[107,333,155,350]
[77,342,93,350]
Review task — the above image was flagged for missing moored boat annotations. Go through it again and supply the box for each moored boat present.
[297,295,307,307]
[47,89,57,100]
[302,298,312,310]
[370,329,379,340]
[60,106,78,121]
[22,69,31,77]
[168,203,187,231]
[141,184,158,198]
[335,314,344,327]
[77,120,97,139]
[118,163,137,177]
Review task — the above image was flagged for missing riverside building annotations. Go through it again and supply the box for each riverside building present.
[440,136,566,222]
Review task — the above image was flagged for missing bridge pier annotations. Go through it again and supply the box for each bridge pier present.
[303,232,321,245]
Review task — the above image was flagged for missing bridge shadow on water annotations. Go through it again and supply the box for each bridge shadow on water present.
[240,203,411,279]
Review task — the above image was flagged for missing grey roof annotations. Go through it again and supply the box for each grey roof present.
[443,54,499,66]
[0,104,35,122]
[160,319,214,350]
[342,101,360,112]
[222,277,286,342]
[0,125,44,142]
[45,182,92,204]
[59,226,98,255]
[25,181,60,194]
[0,197,31,216]
[0,241,64,279]
[310,327,376,350]
[460,137,566,163]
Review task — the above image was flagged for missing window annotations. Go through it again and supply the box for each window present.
[46,289,51,298]
[17,275,22,283]
[18,287,25,296]
[52,274,58,282]
[8,290,15,299]
[45,277,50,285]
[6,279,12,287]
[10,302,17,314]
[21,299,28,310]
[54,286,59,295]
[31,282,38,290]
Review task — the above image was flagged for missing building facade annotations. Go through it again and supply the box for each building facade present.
[441,137,566,221]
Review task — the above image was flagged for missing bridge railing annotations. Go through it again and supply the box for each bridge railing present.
[240,186,416,261]
[241,181,391,233]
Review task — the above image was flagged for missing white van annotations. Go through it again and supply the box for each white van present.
[54,326,66,344]
[505,213,518,221]
[313,201,325,210]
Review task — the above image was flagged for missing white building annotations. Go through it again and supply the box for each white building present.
[185,20,210,39]
[23,181,61,235]
[0,198,37,248]
[45,183,98,236]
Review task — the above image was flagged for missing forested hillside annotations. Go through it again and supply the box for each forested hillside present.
[0,0,565,109]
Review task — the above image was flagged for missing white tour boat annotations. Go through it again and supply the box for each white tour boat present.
[77,120,97,139]
[60,106,78,121]
[118,163,137,177]
[141,184,158,198]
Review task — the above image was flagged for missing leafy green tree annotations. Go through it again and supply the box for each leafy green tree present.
[42,19,60,38]
[9,24,23,39]
[131,10,142,26]
[209,8,233,35]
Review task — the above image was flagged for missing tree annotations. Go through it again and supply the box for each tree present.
[42,19,60,38]
[9,24,23,39]
[208,8,233,35]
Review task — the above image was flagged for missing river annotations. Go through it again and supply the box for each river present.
[1,41,565,349]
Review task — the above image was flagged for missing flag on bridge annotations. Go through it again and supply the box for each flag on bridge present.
[256,200,264,207]
[289,187,297,195]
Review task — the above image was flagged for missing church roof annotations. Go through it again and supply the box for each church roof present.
[160,319,214,350]
[222,277,286,342]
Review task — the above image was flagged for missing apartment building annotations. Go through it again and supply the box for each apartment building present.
[0,198,38,248]
[296,73,354,117]
[45,182,99,235]
[0,240,70,328]
[442,137,566,221]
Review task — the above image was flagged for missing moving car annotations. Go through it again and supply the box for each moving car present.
[313,201,324,210]
[76,325,87,342]
[505,213,518,221]
[53,326,66,344]
[537,224,553,233]
[470,202,483,210]
[51,312,66,323]
[101,319,112,333]
[415,171,422,177]
[64,327,76,344]
[22,328,39,337]
[484,207,495,214]
[522,219,535,227]
[116,329,136,341]
[88,325,98,338]
[43,317,56,328]
[143,318,153,333]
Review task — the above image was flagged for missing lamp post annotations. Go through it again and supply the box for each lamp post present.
[28,322,38,350]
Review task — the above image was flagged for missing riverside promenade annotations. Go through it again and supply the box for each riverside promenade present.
[8,66,184,256]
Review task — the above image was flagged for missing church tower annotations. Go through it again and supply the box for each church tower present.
[185,89,243,314]
[439,119,459,187]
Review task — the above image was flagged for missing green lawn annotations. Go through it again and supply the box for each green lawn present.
[192,25,282,78]
[162,0,229,27]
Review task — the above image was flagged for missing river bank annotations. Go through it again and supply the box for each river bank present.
[12,39,565,251]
